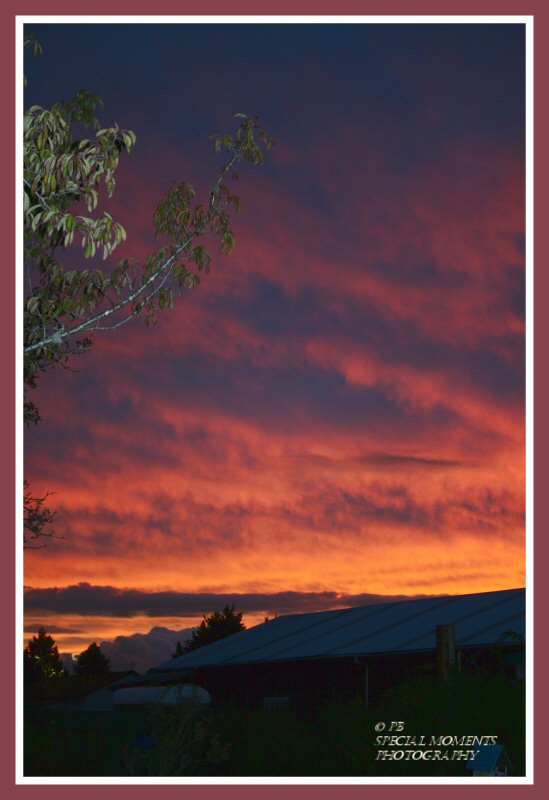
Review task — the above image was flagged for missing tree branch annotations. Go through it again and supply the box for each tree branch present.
[24,148,242,356]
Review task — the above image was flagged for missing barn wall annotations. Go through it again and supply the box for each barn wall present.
[190,643,524,710]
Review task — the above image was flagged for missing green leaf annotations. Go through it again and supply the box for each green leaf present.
[26,297,40,314]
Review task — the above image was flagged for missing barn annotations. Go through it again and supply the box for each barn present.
[143,587,525,709]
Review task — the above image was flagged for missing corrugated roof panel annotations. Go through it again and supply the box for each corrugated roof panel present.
[158,609,344,668]
[152,588,525,672]
[222,605,384,663]
[334,588,525,655]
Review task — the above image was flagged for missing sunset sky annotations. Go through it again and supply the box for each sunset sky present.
[23,21,526,668]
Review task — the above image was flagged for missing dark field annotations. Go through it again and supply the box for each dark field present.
[24,673,526,778]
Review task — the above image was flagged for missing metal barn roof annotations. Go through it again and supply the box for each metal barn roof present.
[152,588,525,673]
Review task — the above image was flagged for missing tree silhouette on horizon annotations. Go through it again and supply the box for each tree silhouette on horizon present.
[74,642,111,675]
[24,627,65,682]
[172,605,246,657]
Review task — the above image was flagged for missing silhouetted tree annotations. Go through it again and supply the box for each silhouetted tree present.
[174,605,246,655]
[73,642,111,675]
[171,640,184,659]
[24,627,65,683]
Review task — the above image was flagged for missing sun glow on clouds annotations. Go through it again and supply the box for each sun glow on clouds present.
[23,23,526,657]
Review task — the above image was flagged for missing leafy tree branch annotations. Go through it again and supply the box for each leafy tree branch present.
[23,99,273,394]
[23,35,273,551]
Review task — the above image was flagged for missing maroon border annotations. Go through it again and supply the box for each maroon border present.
[4,1,546,797]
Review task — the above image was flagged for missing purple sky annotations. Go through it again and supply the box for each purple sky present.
[23,21,526,664]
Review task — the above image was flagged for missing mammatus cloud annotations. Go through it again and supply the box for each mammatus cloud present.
[97,626,195,674]
[54,627,195,674]
[60,652,75,673]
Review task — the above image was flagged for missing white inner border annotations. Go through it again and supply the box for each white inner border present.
[15,13,534,787]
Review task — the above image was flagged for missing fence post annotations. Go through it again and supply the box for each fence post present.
[436,624,456,683]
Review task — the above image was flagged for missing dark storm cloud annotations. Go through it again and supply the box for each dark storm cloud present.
[300,452,464,471]
[23,623,84,635]
[24,583,421,618]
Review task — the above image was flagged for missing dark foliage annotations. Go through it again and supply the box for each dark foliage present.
[24,628,65,683]
[74,642,111,675]
[174,605,246,655]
